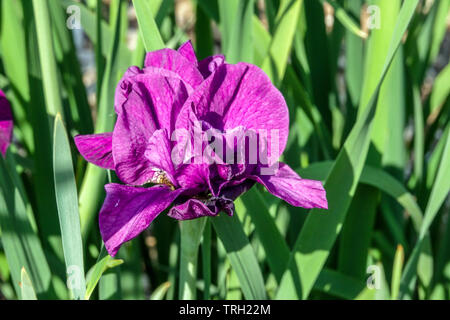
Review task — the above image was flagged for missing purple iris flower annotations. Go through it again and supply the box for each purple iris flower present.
[75,41,327,256]
[0,89,13,156]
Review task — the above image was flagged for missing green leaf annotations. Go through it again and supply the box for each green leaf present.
[343,0,408,272]
[61,0,132,71]
[361,0,406,169]
[0,0,34,151]
[48,0,93,134]
[91,2,127,290]
[419,127,450,233]
[298,162,424,231]
[241,184,371,299]
[284,67,333,159]
[20,267,37,300]
[22,0,64,262]
[219,0,254,63]
[240,188,289,283]
[276,0,420,300]
[99,267,121,300]
[218,0,238,58]
[430,62,450,115]
[337,184,377,280]
[314,268,366,300]
[132,0,165,51]
[412,84,424,184]
[301,0,331,125]
[426,125,449,191]
[429,0,450,62]
[356,262,391,300]
[0,1,29,103]
[195,3,214,60]
[95,0,106,99]
[0,153,52,299]
[53,114,86,300]
[201,219,212,299]
[179,218,206,299]
[321,0,367,39]
[85,245,123,300]
[212,213,266,299]
[391,245,404,300]
[197,0,220,22]
[252,16,271,67]
[32,0,64,117]
[400,128,450,298]
[31,0,69,268]
[261,0,302,83]
[167,230,180,300]
[344,0,364,109]
[78,0,126,239]
[303,160,434,295]
[405,0,442,84]
[150,282,171,300]
[299,161,434,299]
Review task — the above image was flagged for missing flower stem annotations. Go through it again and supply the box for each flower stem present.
[179,218,207,299]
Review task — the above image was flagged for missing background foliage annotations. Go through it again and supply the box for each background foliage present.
[0,0,449,300]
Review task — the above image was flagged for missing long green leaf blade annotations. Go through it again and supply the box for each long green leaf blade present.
[85,245,123,300]
[212,213,267,300]
[53,114,86,300]
[132,0,165,51]
[0,153,52,299]
[32,0,64,117]
[20,267,38,300]
[400,128,450,297]
[276,0,420,299]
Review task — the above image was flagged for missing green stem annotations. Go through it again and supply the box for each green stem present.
[179,218,207,299]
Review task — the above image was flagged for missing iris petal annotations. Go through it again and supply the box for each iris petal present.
[113,75,189,185]
[251,163,328,209]
[144,128,177,185]
[74,133,114,170]
[144,48,203,89]
[198,55,225,78]
[176,63,289,163]
[177,40,198,65]
[99,184,184,256]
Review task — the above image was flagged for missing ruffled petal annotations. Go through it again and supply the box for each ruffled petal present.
[174,163,209,195]
[168,197,234,220]
[211,125,258,180]
[113,75,189,185]
[176,62,289,163]
[198,55,225,78]
[115,66,196,114]
[173,115,258,196]
[99,184,184,256]
[136,74,189,133]
[0,90,13,156]
[177,40,198,65]
[114,66,143,114]
[144,128,177,185]
[74,133,114,170]
[167,180,254,221]
[144,48,203,89]
[167,198,219,220]
[251,163,328,209]
[219,179,255,201]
